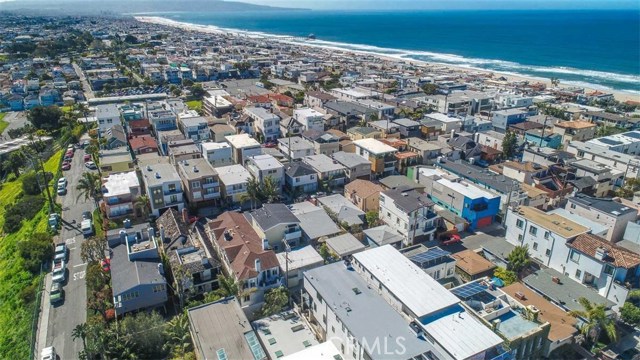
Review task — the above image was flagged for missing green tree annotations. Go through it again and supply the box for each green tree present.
[72,323,88,355]
[3,152,24,177]
[260,176,280,204]
[260,286,289,317]
[421,83,438,95]
[506,245,531,276]
[365,211,379,228]
[80,236,107,264]
[318,243,334,263]
[234,61,252,72]
[493,267,518,286]
[501,130,518,159]
[189,84,205,99]
[620,302,640,326]
[616,177,640,199]
[17,232,53,273]
[124,34,138,44]
[163,313,193,358]
[119,311,167,358]
[135,194,151,218]
[27,105,63,131]
[240,177,261,210]
[569,297,617,346]
[76,171,102,204]
[214,274,241,298]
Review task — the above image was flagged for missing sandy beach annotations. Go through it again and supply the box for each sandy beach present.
[136,16,640,103]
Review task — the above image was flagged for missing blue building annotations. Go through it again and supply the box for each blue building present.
[492,108,529,131]
[419,168,501,230]
[524,129,562,149]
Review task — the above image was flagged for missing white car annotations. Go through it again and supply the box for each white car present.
[57,177,67,188]
[41,346,56,360]
[84,161,97,170]
[52,260,66,283]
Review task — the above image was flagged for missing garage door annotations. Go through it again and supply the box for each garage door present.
[477,216,493,228]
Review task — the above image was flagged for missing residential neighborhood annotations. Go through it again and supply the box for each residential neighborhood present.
[0,11,639,360]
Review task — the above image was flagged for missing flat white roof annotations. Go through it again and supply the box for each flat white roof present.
[103,171,139,197]
[248,154,283,170]
[352,245,459,318]
[201,141,231,151]
[353,138,397,155]
[280,341,341,360]
[425,113,462,123]
[225,133,260,149]
[216,164,252,185]
[436,178,500,200]
[276,245,323,271]
[419,305,504,360]
[293,107,323,119]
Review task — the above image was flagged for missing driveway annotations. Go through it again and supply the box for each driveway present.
[72,63,95,100]
[36,139,95,359]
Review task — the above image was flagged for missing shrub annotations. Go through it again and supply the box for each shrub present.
[3,213,23,233]
[17,232,53,273]
[19,283,37,304]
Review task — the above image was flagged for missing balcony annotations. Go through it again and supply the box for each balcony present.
[202,181,220,189]
[425,211,438,220]
[259,276,282,289]
[423,225,437,234]
[284,229,302,241]
[203,191,221,200]
[164,187,182,196]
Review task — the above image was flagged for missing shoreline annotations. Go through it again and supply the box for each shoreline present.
[135,16,640,103]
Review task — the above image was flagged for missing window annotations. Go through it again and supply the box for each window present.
[168,184,176,192]
[604,265,614,276]
[570,250,580,263]
[331,326,335,333]
[518,234,523,241]
[570,203,576,209]
[575,269,582,279]
[318,294,323,304]
[529,226,538,236]
[545,249,551,257]
[516,219,524,229]
[544,231,550,240]
[192,181,201,189]
[533,242,538,250]
[243,295,250,302]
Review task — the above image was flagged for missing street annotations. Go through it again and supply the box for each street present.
[1,111,29,137]
[72,62,95,100]
[35,140,94,360]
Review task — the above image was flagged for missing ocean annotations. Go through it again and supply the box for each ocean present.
[152,10,640,94]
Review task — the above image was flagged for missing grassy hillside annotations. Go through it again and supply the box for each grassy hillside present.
[0,150,62,359]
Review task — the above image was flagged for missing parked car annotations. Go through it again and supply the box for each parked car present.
[52,260,66,283]
[65,150,74,157]
[61,162,71,171]
[56,184,67,196]
[41,346,57,360]
[83,154,91,162]
[82,211,92,221]
[54,243,67,262]
[441,234,462,246]
[85,161,97,170]
[57,177,67,188]
[49,282,64,305]
[101,258,111,272]
[81,219,94,237]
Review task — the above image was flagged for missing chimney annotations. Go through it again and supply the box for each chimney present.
[155,172,161,179]
[159,225,166,242]
[595,247,608,261]
[552,276,561,284]
[450,129,456,139]
[255,258,261,273]
[181,208,189,224]
[193,165,198,173]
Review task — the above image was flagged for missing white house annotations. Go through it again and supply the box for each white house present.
[245,154,285,193]
[379,187,440,245]
[245,107,280,142]
[225,134,262,165]
[216,164,252,204]
[293,108,324,133]
[201,142,233,168]
[140,163,185,216]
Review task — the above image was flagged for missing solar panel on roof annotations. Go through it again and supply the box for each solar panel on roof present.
[625,131,640,139]
[216,348,227,360]
[451,282,488,300]
[410,248,451,265]
[598,138,623,146]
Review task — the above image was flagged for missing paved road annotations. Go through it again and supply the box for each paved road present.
[72,62,95,99]
[1,111,29,136]
[37,139,95,359]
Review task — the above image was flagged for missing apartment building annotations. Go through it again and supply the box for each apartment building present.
[101,171,141,219]
[245,107,281,142]
[353,138,398,178]
[245,154,285,192]
[293,107,325,132]
[246,204,302,251]
[553,120,597,146]
[379,187,439,245]
[566,193,638,242]
[201,141,233,168]
[140,163,185,216]
[176,158,221,207]
[225,134,262,165]
[216,164,252,204]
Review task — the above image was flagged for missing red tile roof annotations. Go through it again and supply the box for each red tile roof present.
[207,212,279,280]
[128,118,150,128]
[569,233,640,269]
[129,135,158,151]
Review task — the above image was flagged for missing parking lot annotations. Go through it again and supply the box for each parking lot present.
[101,85,169,98]
[35,139,96,360]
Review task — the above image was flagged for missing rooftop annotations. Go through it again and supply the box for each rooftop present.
[252,310,318,360]
[325,233,366,257]
[304,262,436,360]
[569,193,638,217]
[279,137,315,151]
[451,250,496,276]
[110,239,164,297]
[331,151,371,168]
[177,158,217,180]
[216,164,252,186]
[554,120,596,129]
[502,282,578,342]
[362,225,404,247]
[225,133,261,149]
[275,245,323,272]
[353,245,459,318]
[289,202,342,240]
[279,341,341,360]
[187,297,266,360]
[248,204,299,231]
[102,171,139,197]
[382,187,434,213]
[568,233,640,269]
[141,162,181,187]
[523,267,615,313]
[514,206,589,239]
[247,154,284,171]
[353,138,398,154]
[302,154,346,173]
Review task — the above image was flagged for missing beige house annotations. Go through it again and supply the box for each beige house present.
[553,120,596,146]
[246,204,303,251]
[344,179,384,213]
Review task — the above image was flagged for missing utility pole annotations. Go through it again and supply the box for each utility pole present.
[283,238,292,307]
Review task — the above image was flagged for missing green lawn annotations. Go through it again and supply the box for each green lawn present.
[0,113,8,135]
[60,105,73,114]
[0,150,62,359]
[186,100,202,112]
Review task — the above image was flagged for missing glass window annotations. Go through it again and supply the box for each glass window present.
[516,219,524,229]
[604,265,614,275]
[544,231,550,240]
[575,269,582,279]
[533,242,538,250]
[545,249,551,257]
[570,250,580,263]
[529,226,538,236]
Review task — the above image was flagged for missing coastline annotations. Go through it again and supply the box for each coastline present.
[135,16,640,103]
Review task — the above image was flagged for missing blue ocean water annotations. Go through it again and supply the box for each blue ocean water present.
[155,10,640,94]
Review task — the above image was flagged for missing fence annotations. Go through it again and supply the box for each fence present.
[28,265,45,360]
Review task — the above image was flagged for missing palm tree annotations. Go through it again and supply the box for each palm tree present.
[76,171,102,204]
[135,195,151,218]
[261,176,280,204]
[163,313,193,357]
[72,323,88,356]
[569,297,617,347]
[240,177,261,210]
[214,274,241,298]
[507,245,532,277]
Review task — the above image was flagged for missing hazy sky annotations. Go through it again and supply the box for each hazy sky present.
[242,0,640,10]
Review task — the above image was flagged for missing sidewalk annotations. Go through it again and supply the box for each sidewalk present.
[34,273,52,360]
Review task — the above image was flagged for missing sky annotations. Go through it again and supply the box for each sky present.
[241,0,640,10]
